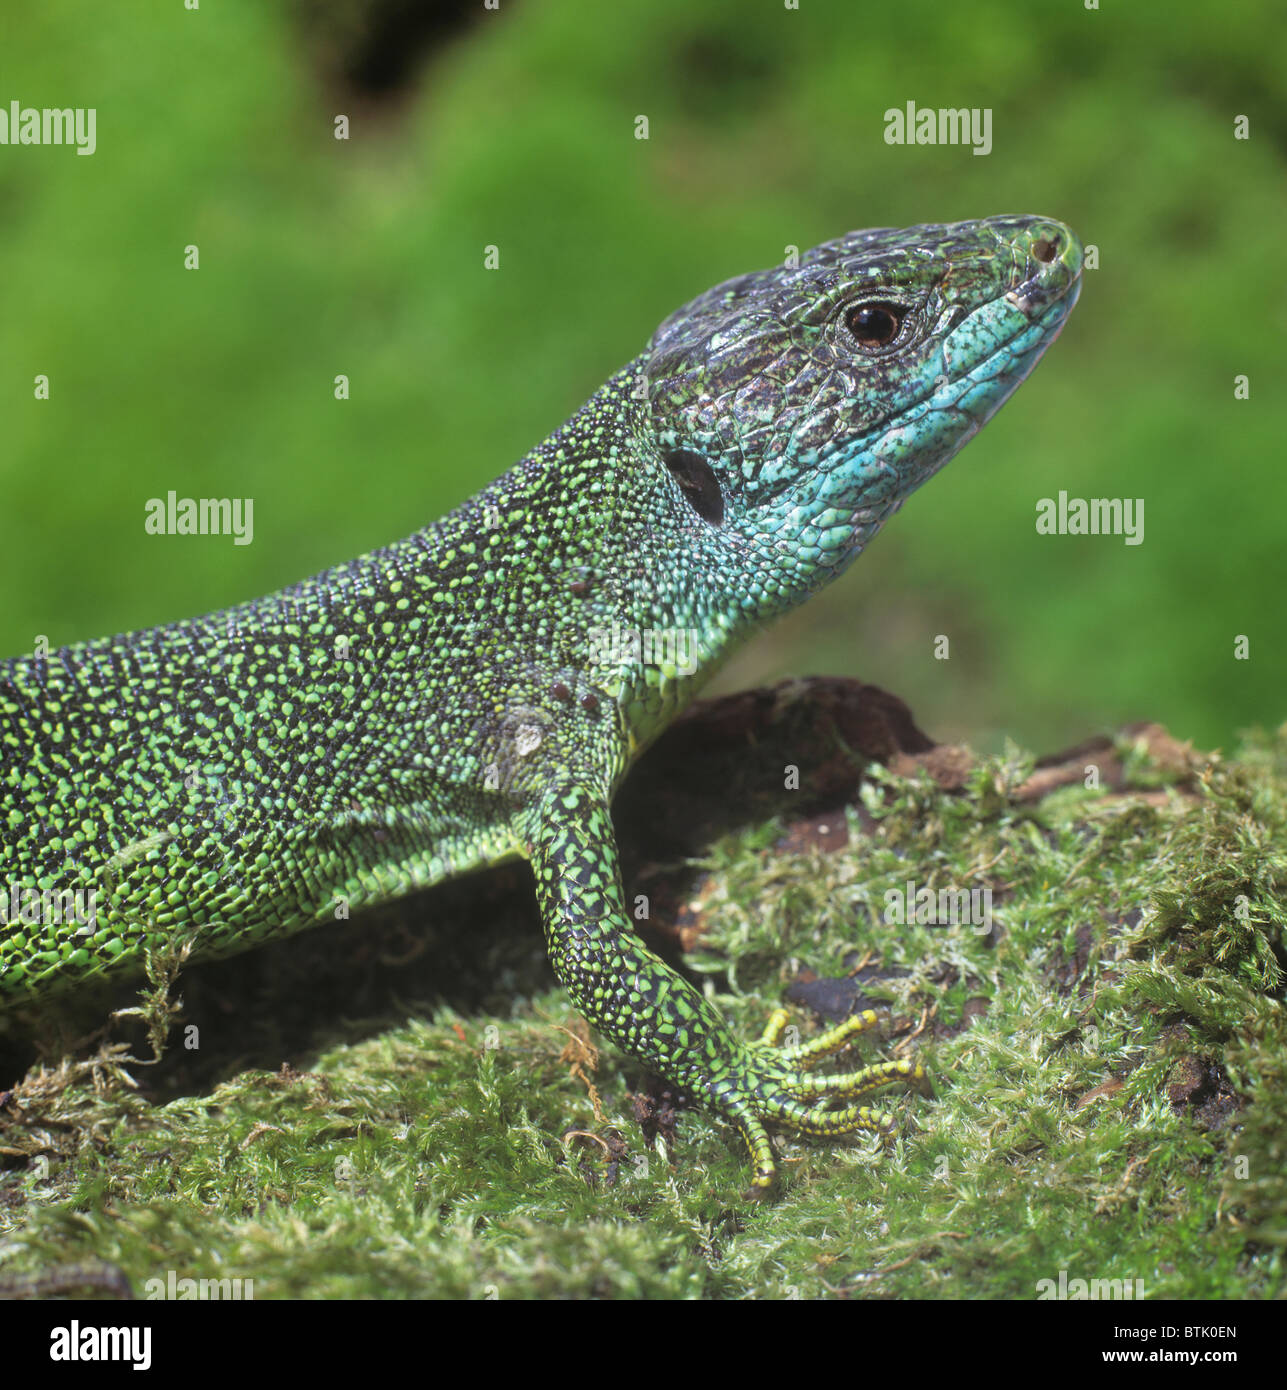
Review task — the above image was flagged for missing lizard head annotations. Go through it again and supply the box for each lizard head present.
[644,215,1082,604]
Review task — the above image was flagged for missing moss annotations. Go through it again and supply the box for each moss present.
[3,724,1284,1299]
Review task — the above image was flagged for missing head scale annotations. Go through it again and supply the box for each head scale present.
[645,215,1082,599]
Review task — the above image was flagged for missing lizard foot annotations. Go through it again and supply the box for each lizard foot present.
[717,1007,927,1199]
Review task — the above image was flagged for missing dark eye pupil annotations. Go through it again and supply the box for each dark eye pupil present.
[846,303,902,346]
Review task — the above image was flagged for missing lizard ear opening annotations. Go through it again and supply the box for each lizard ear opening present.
[664,449,725,526]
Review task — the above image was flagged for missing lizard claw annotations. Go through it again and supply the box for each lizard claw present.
[714,1007,927,1198]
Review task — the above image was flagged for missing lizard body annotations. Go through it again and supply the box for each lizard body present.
[1,216,1082,1192]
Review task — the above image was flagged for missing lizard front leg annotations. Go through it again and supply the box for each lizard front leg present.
[522,781,924,1196]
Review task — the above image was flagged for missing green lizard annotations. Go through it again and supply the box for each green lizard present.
[1,215,1082,1194]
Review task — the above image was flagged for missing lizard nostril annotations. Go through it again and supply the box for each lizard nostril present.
[1032,235,1060,264]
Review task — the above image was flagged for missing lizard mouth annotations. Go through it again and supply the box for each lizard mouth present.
[832,227,1084,541]
[948,271,1082,385]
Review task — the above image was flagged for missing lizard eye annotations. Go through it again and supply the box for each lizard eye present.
[844,302,905,349]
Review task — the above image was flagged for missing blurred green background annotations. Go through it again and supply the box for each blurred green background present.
[1,0,1282,753]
